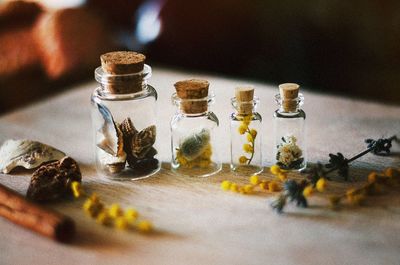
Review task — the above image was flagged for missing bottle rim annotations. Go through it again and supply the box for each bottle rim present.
[94,64,152,85]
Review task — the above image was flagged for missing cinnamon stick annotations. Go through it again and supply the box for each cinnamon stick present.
[0,183,75,243]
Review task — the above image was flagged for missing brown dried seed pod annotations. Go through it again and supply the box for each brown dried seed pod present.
[132,125,156,158]
[27,156,82,202]
[120,117,137,138]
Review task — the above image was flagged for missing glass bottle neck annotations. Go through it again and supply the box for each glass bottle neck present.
[275,93,304,114]
[231,97,259,115]
[94,64,152,95]
[172,92,215,116]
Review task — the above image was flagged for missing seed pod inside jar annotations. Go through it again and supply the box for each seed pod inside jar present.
[92,51,160,180]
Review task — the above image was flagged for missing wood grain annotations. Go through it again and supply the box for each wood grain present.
[0,68,399,265]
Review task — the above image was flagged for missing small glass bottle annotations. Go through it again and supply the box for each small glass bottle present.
[170,79,222,177]
[90,51,160,180]
[230,87,263,175]
[273,83,306,171]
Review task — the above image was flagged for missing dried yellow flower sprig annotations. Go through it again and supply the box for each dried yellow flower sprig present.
[71,181,153,233]
[238,115,258,165]
[271,166,399,213]
[327,168,400,209]
[220,166,289,195]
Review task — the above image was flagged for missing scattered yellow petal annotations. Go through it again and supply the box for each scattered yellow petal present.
[115,217,129,230]
[278,173,287,182]
[368,172,377,183]
[109,204,123,218]
[96,210,111,225]
[259,181,268,190]
[83,198,103,217]
[221,180,232,191]
[71,181,83,198]
[249,175,260,185]
[230,183,239,192]
[125,208,139,222]
[316,178,327,192]
[243,184,254,194]
[384,168,394,178]
[270,165,281,175]
[137,220,153,233]
[83,198,93,212]
[303,185,314,197]
[89,193,100,204]
[268,181,280,192]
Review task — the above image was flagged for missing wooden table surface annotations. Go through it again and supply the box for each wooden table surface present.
[0,68,400,265]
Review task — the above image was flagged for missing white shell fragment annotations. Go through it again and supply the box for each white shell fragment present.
[0,139,66,173]
[98,148,127,174]
[95,101,124,156]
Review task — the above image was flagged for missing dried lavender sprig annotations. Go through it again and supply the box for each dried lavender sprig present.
[272,135,398,213]
[323,135,397,181]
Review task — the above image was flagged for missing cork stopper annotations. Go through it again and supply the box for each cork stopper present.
[235,86,254,115]
[279,83,300,112]
[174,79,209,114]
[99,51,146,94]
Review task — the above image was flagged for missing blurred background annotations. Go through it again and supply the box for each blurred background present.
[1,0,399,113]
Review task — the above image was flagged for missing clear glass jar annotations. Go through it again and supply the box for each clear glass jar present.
[90,64,160,180]
[273,92,307,171]
[170,93,222,177]
[230,97,263,175]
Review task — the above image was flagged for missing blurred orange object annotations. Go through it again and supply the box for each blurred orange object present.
[33,8,114,79]
[0,28,40,77]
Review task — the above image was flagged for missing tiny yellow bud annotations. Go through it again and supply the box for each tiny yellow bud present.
[346,188,356,197]
[109,204,123,218]
[246,133,253,142]
[270,165,281,175]
[259,181,268,190]
[278,173,287,182]
[230,183,239,192]
[71,181,83,198]
[303,185,314,197]
[83,198,103,217]
[249,175,260,185]
[368,172,377,183]
[125,208,139,222]
[316,178,327,192]
[384,168,394,178]
[250,129,257,138]
[243,184,253,194]
[243,143,253,153]
[137,220,153,233]
[268,181,280,192]
[89,193,100,204]
[83,198,93,212]
[115,217,129,230]
[238,124,247,135]
[96,211,111,225]
[239,156,248,164]
[221,180,232,191]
